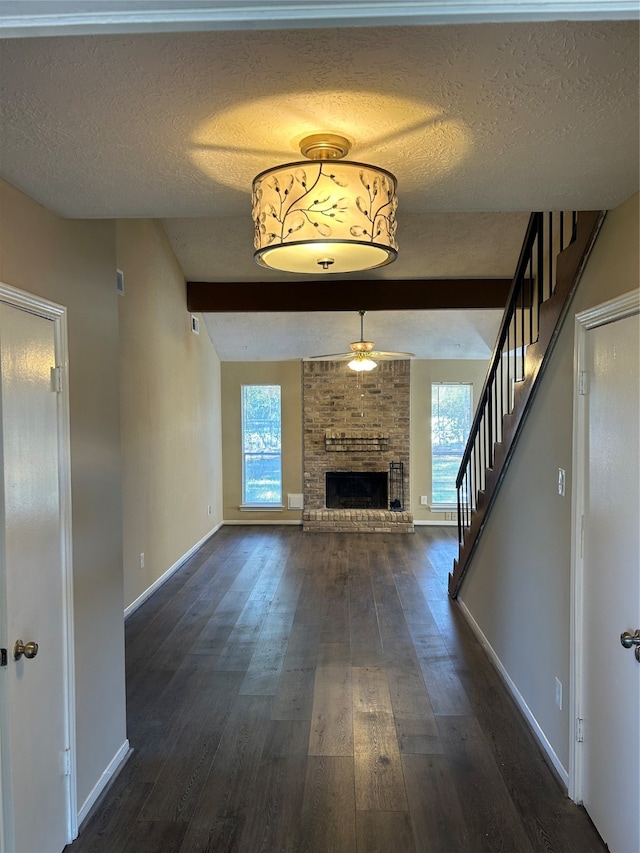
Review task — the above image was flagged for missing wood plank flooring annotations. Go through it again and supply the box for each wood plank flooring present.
[65,526,605,853]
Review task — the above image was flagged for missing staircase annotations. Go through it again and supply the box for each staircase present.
[449,210,605,599]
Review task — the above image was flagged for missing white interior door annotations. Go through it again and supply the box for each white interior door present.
[0,297,73,853]
[575,295,640,853]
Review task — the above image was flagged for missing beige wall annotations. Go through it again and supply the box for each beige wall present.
[117,220,223,608]
[459,193,639,776]
[221,361,303,523]
[0,185,225,820]
[411,359,489,522]
[0,179,127,813]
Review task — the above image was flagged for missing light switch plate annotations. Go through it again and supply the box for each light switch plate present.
[558,468,566,496]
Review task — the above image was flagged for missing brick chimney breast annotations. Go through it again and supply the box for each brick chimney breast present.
[302,360,413,533]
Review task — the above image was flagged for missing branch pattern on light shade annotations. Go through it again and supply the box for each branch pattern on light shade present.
[252,160,398,254]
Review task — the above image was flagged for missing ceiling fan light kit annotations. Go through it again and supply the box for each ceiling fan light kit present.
[347,353,378,372]
[252,134,398,275]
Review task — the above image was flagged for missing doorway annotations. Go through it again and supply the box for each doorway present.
[570,289,640,852]
[0,283,76,852]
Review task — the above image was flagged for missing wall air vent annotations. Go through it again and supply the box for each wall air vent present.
[190,315,200,334]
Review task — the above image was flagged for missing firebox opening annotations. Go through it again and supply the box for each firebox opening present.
[325,471,388,510]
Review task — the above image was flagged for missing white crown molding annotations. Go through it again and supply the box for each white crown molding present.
[0,1,637,38]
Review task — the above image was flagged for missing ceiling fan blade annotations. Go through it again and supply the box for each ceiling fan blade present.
[370,350,415,359]
[304,352,353,361]
[305,350,414,362]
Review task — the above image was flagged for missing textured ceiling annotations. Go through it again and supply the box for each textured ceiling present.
[0,17,637,360]
[1,22,637,219]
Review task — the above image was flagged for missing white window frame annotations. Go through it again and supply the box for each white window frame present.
[430,381,473,511]
[240,384,283,509]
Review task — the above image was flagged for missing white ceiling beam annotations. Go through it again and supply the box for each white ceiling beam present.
[1,1,637,38]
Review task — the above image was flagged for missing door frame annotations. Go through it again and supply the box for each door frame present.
[0,282,77,849]
[569,287,640,802]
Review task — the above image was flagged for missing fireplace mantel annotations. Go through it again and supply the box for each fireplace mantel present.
[325,429,389,452]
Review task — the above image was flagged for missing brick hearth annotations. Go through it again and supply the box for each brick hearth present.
[303,509,414,533]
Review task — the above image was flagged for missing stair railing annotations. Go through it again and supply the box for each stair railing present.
[451,210,604,597]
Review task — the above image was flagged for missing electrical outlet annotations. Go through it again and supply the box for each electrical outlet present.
[420,496,428,506]
[555,677,562,710]
[139,552,144,569]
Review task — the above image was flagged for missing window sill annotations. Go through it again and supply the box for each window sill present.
[239,504,284,512]
[430,504,458,513]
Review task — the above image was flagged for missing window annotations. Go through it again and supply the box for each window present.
[242,385,282,505]
[431,383,473,507]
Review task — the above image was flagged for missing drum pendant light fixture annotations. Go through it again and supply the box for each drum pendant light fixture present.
[252,134,398,274]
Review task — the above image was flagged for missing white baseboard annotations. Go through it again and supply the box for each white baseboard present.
[223,519,303,526]
[76,739,130,827]
[457,598,569,788]
[413,519,457,526]
[124,522,223,618]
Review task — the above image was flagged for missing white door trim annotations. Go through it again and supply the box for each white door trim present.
[0,282,77,847]
[569,287,640,802]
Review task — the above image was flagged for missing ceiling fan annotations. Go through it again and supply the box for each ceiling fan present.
[306,310,414,372]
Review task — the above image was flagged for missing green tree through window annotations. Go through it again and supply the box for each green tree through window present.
[242,385,282,505]
[431,383,472,506]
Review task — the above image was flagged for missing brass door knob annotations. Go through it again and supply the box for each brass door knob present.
[13,639,38,661]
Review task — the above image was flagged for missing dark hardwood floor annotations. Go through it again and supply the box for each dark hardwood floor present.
[65,526,605,852]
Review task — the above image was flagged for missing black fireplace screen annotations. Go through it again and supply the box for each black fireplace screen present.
[325,471,388,509]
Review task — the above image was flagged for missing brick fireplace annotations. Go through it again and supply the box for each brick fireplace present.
[302,359,414,532]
